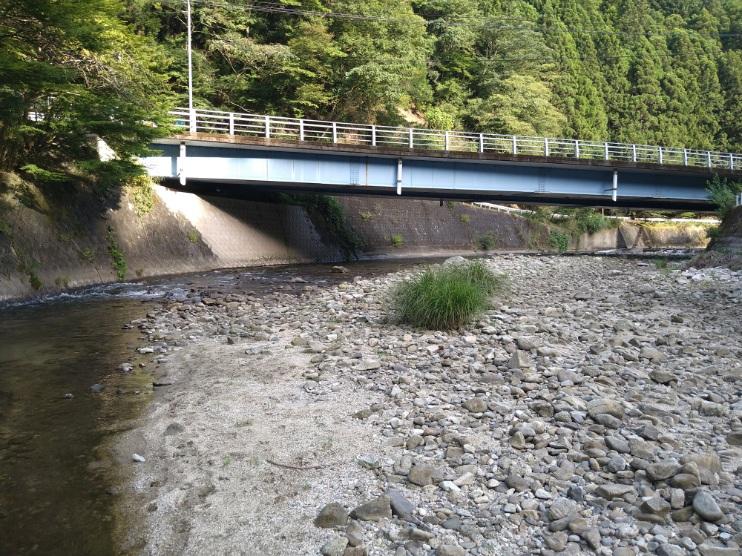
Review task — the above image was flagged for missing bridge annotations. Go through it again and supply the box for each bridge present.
[141,108,742,210]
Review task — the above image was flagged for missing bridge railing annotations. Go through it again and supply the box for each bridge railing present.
[171,108,741,173]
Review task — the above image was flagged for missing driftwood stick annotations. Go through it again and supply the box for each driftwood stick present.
[266,458,327,470]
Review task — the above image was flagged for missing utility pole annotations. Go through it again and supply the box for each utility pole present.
[186,0,195,132]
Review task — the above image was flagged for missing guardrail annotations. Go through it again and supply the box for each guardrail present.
[170,108,741,173]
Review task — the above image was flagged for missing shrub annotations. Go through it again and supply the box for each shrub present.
[706,176,742,220]
[392,260,506,329]
[548,230,569,252]
[478,234,496,250]
[390,233,404,247]
[459,214,471,223]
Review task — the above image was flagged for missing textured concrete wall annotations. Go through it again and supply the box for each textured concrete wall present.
[338,197,542,256]
[0,184,341,301]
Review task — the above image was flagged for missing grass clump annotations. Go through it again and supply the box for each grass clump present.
[393,260,506,330]
[478,233,497,250]
[390,233,404,248]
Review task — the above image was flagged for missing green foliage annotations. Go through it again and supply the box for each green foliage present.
[571,209,615,235]
[0,0,172,178]
[359,210,375,221]
[390,233,404,248]
[186,229,200,243]
[392,260,506,329]
[706,225,721,242]
[478,234,497,251]
[706,176,742,220]
[549,231,569,252]
[278,193,360,259]
[125,175,156,217]
[79,248,96,264]
[654,258,669,270]
[106,226,127,280]
[458,214,470,224]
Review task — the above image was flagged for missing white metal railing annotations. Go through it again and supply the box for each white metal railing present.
[170,108,741,173]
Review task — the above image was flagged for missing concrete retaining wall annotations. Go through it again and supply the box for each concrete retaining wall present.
[0,176,713,301]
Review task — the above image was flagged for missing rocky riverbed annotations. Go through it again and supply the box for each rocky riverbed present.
[117,256,741,556]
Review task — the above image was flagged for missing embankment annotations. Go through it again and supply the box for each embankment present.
[691,206,742,270]
[0,174,710,300]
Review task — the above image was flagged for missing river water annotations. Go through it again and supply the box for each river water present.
[0,259,442,555]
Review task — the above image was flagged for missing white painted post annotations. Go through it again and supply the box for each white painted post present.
[544,137,550,157]
[299,119,305,141]
[189,109,197,134]
[479,133,484,153]
[264,115,270,139]
[658,146,663,165]
[396,158,403,195]
[178,142,187,186]
[632,144,637,163]
[228,113,234,136]
[408,128,414,149]
[575,140,580,159]
[612,170,618,202]
[371,125,377,147]
[683,149,688,166]
[707,151,712,168]
[332,122,337,144]
[604,142,609,161]
[444,131,449,151]
[512,136,517,155]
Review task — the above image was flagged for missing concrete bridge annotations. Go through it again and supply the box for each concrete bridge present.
[141,108,742,210]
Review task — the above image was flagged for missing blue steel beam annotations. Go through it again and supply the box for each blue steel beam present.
[142,141,715,210]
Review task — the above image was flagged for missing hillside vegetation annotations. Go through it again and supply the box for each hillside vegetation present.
[1,1,741,187]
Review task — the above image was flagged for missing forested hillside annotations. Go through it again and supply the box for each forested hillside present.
[1,0,741,180]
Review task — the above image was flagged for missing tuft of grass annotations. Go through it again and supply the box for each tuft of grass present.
[186,228,200,243]
[459,214,471,224]
[390,233,404,248]
[478,233,497,250]
[359,210,375,221]
[392,260,506,329]
[654,258,669,270]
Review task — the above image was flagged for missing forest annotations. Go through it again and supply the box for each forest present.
[1,0,741,184]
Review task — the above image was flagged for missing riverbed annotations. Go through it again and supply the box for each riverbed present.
[2,254,739,556]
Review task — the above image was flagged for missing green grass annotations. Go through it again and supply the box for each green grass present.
[390,233,404,248]
[392,260,506,329]
[478,233,497,250]
[186,228,200,243]
[548,230,569,252]
[654,258,669,270]
[459,214,471,223]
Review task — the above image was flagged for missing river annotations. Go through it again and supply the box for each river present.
[0,259,440,555]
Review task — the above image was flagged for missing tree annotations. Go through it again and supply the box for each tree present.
[0,0,171,179]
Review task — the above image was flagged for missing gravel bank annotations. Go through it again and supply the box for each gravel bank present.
[117,256,742,556]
